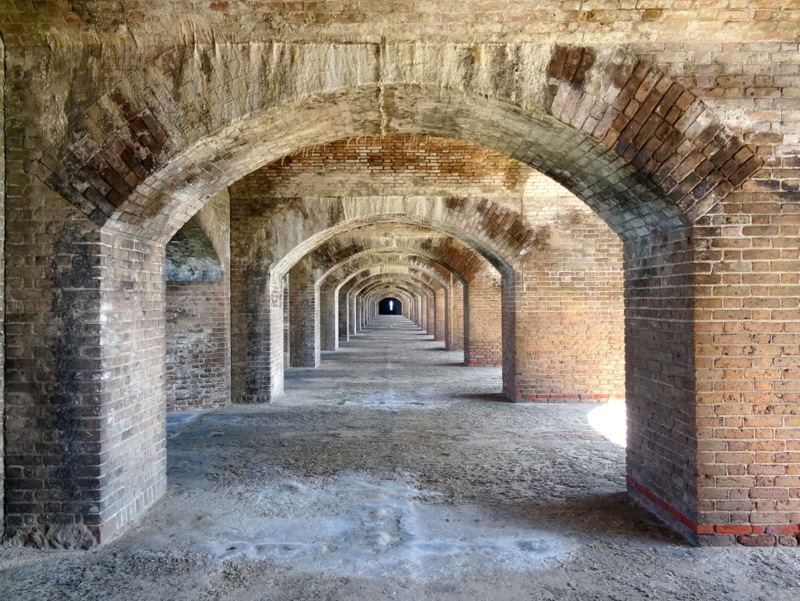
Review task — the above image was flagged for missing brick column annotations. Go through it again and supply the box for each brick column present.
[319,282,338,351]
[337,285,349,342]
[426,293,436,336]
[464,266,503,366]
[0,36,5,531]
[435,290,446,342]
[231,264,284,403]
[624,229,698,541]
[5,211,169,544]
[350,290,358,335]
[289,259,320,368]
[502,246,624,402]
[447,277,465,351]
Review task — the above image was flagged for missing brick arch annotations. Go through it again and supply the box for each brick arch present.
[313,246,471,353]
[358,278,434,305]
[320,249,468,289]
[319,248,473,346]
[364,287,416,307]
[353,274,440,321]
[39,44,757,244]
[347,268,462,350]
[264,205,519,279]
[362,285,421,322]
[363,285,420,324]
[232,207,519,403]
[10,42,772,547]
[352,274,440,326]
[364,285,419,307]
[314,235,487,286]
[347,265,448,295]
[370,290,417,318]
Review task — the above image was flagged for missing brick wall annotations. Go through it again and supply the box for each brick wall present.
[165,191,231,412]
[691,190,800,545]
[464,267,503,366]
[255,136,530,199]
[165,280,229,411]
[509,191,626,401]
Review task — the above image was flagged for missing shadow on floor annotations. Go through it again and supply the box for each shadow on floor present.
[495,491,683,545]
[456,392,512,403]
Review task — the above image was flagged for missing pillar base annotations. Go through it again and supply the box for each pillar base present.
[502,391,624,403]
[627,476,800,547]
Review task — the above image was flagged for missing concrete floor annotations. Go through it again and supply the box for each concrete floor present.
[1,315,799,600]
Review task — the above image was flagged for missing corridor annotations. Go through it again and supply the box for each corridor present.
[1,316,797,600]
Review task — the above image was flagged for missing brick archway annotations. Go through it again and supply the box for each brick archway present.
[37,44,756,242]
[353,275,438,334]
[6,42,777,546]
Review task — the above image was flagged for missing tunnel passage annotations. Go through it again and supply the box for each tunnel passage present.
[4,26,783,553]
[379,298,402,315]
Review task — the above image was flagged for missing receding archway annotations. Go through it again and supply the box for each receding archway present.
[10,44,765,546]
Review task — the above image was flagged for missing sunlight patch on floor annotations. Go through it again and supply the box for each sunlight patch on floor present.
[587,403,626,447]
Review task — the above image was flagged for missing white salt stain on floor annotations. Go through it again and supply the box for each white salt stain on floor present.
[153,472,574,580]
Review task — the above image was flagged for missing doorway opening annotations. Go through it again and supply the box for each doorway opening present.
[379,297,403,315]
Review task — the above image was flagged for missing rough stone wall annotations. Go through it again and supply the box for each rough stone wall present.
[3,3,796,46]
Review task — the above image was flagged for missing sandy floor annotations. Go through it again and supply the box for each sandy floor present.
[2,315,799,600]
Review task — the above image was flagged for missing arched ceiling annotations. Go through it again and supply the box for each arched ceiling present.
[232,134,615,294]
